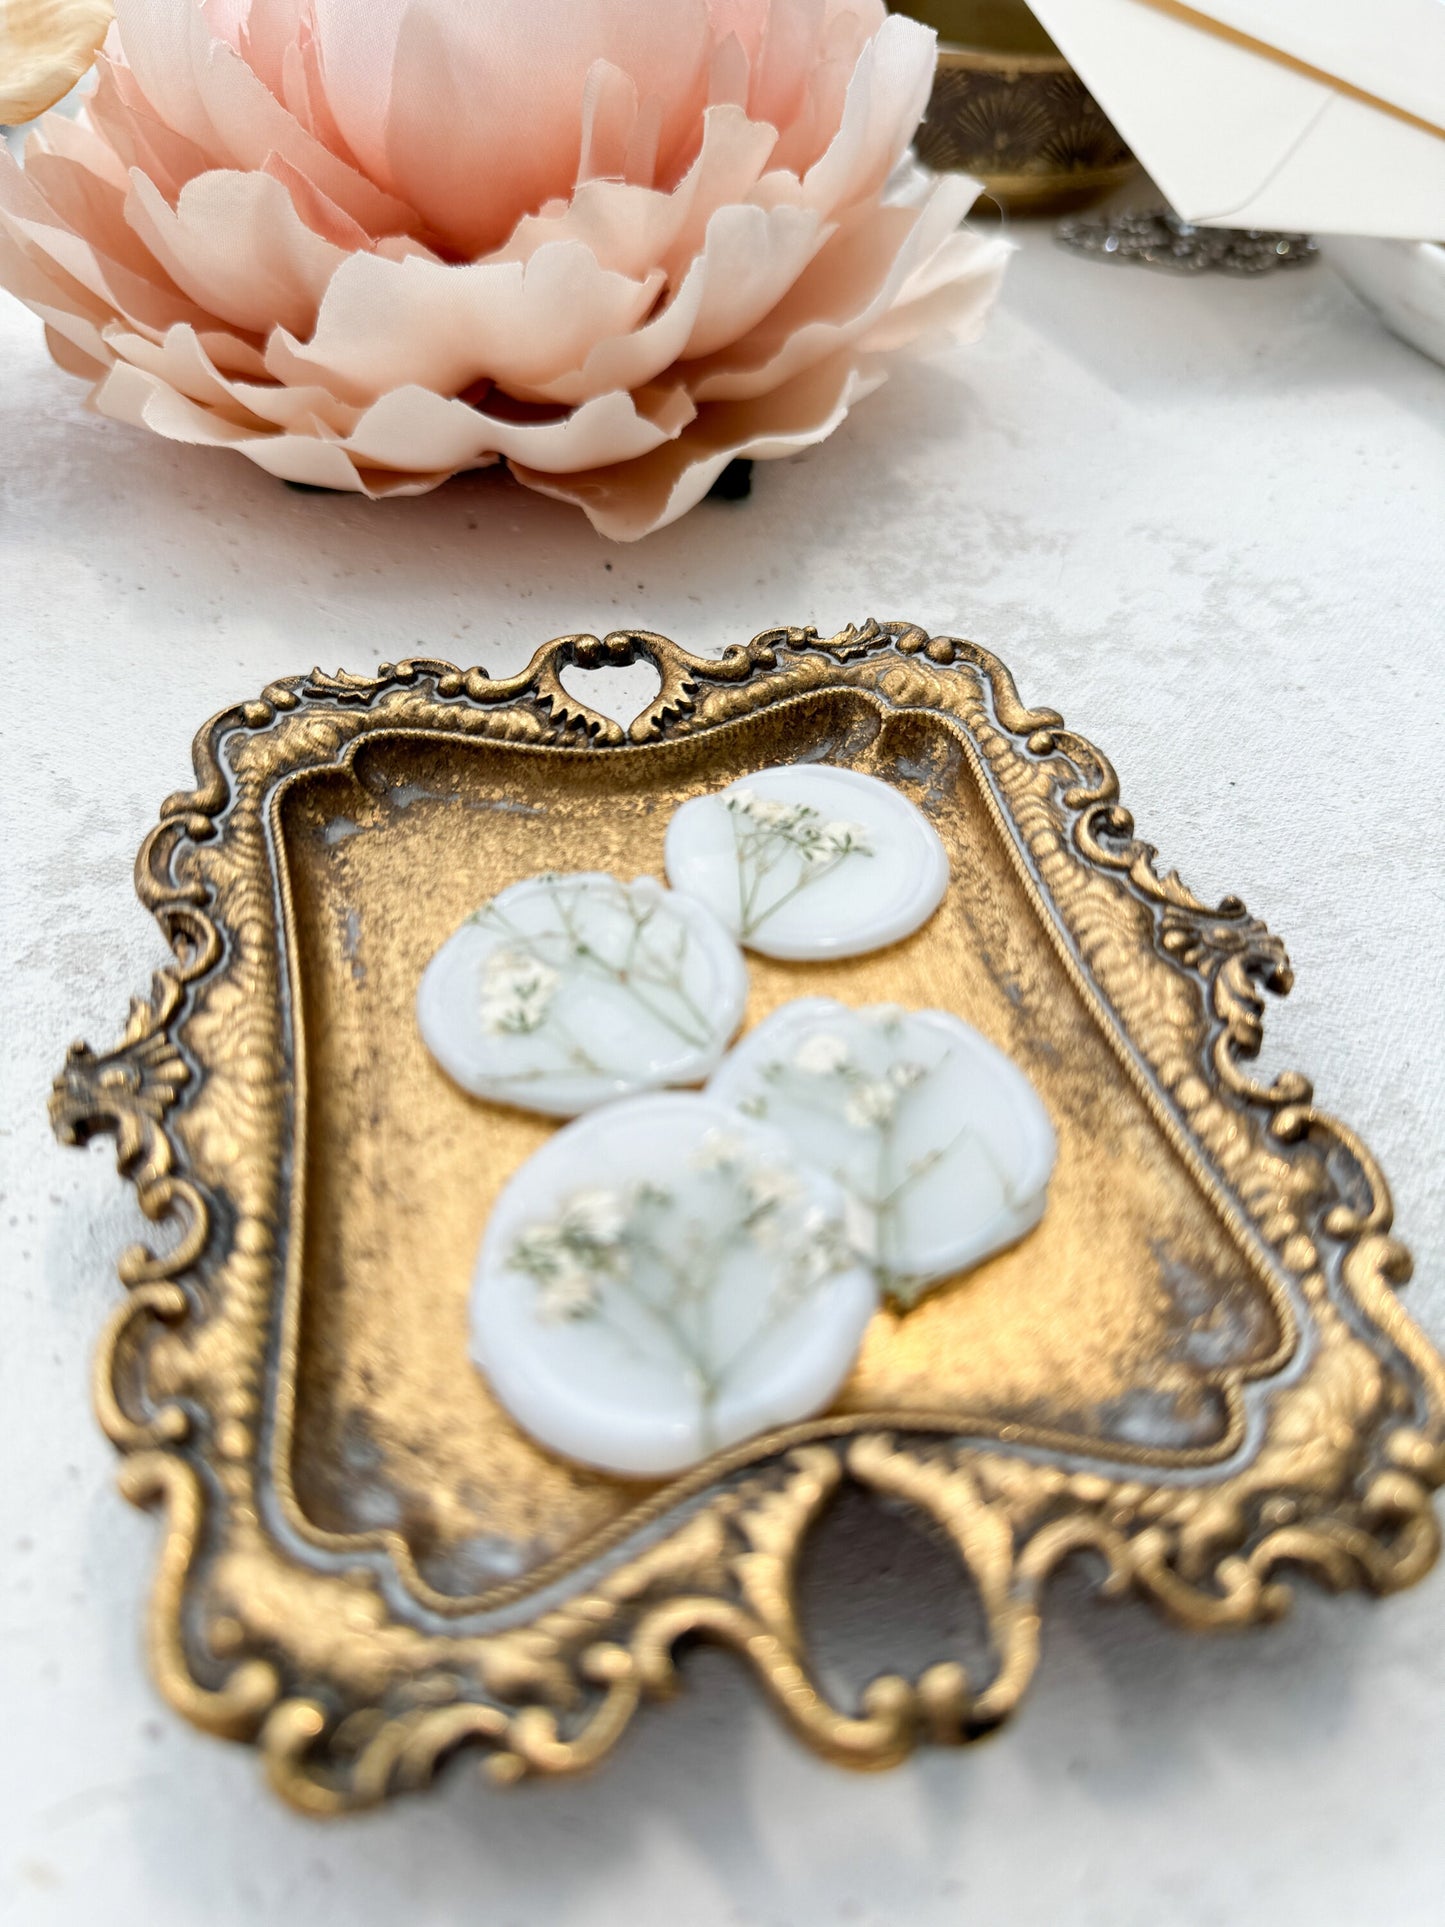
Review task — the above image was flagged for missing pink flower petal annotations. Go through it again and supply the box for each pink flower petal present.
[124,166,348,336]
[689,175,990,401]
[514,346,885,539]
[799,13,935,215]
[335,380,694,475]
[94,357,391,487]
[263,242,665,404]
[92,336,697,492]
[118,0,417,235]
[22,148,157,284]
[46,321,112,381]
[25,102,131,195]
[495,103,779,285]
[102,318,286,427]
[524,199,829,408]
[258,152,375,252]
[311,0,717,256]
[86,57,216,201]
[0,147,208,339]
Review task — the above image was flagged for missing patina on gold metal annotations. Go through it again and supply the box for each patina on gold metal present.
[50,622,1445,1813]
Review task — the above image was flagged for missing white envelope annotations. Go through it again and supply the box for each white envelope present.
[1027,0,1445,237]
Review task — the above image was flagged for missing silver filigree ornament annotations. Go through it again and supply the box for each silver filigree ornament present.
[1056,206,1318,275]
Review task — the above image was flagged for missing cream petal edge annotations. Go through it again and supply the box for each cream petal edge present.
[512,349,892,541]
[88,343,699,484]
[0,0,113,125]
[66,193,1003,533]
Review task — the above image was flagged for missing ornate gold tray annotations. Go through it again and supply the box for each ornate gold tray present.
[52,622,1445,1813]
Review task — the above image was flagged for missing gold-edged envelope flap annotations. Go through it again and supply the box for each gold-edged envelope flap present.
[1029,0,1445,237]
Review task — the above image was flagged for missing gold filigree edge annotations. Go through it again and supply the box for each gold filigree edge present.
[49,621,1445,1812]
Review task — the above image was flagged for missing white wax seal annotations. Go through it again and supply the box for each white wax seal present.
[664,765,949,960]
[417,872,747,1117]
[472,1094,878,1477]
[709,999,1056,1306]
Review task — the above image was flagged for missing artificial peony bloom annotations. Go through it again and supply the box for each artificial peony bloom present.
[0,0,1007,538]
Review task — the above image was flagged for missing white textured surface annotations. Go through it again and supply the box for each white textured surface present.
[2,219,1443,1925]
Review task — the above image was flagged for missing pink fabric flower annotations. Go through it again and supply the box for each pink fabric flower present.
[0,0,1007,538]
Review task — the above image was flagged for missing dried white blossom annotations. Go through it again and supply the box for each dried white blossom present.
[781,1206,858,1294]
[746,1167,803,1215]
[479,947,559,1036]
[630,1179,673,1212]
[509,1227,602,1323]
[691,1128,749,1174]
[564,1187,628,1244]
[844,1079,900,1130]
[722,786,875,938]
[508,1184,635,1322]
[798,817,871,867]
[858,1004,907,1028]
[694,1142,804,1232]
[792,1031,851,1076]
[534,1258,601,1324]
[726,788,805,831]
[449,872,736,1110]
[507,1131,857,1423]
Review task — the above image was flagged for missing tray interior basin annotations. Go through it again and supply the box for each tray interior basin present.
[276,689,1283,1601]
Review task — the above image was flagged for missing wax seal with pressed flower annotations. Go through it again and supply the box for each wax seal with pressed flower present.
[417,871,747,1117]
[471,1094,877,1477]
[709,997,1056,1305]
[664,765,949,960]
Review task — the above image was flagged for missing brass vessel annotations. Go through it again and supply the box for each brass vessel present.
[51,623,1443,1811]
[896,1,1135,212]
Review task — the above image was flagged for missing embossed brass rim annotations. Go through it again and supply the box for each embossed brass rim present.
[915,36,1136,212]
[935,43,1071,74]
[50,621,1445,1812]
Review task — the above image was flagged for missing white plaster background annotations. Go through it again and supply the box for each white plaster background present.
[2,219,1443,1925]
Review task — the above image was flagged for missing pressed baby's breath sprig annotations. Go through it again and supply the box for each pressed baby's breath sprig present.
[479,949,560,1037]
[506,1134,856,1450]
[467,874,717,1092]
[746,1021,1024,1308]
[723,788,873,939]
[509,1185,635,1323]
